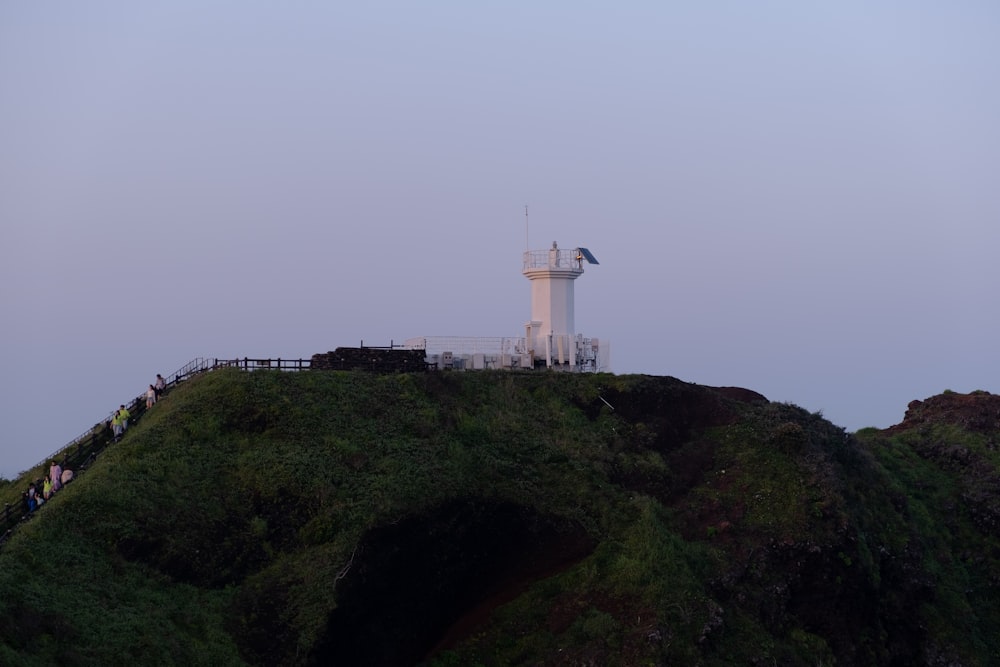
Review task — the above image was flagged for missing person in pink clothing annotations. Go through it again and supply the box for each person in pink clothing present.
[49,460,63,493]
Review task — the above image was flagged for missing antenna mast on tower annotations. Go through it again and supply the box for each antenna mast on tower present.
[524,204,529,250]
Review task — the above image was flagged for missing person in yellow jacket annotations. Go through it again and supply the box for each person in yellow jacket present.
[118,404,131,433]
[111,410,123,440]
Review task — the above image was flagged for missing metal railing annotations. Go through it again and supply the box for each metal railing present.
[1,343,598,546]
[215,358,311,371]
[0,356,315,546]
[522,247,585,272]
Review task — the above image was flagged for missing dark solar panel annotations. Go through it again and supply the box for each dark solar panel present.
[576,247,599,265]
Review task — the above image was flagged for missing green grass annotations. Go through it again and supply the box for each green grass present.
[1,371,999,665]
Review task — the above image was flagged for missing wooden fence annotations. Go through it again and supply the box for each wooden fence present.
[0,357,221,545]
[215,357,311,371]
[0,349,434,547]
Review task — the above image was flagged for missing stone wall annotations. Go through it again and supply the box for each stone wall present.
[310,347,430,373]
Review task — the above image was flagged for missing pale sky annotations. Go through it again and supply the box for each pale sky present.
[2,2,999,478]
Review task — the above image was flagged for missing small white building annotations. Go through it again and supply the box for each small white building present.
[403,242,610,372]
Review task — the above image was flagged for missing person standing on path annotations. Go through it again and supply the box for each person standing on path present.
[119,404,131,433]
[49,460,63,493]
[146,384,156,409]
[112,409,123,440]
[154,374,166,400]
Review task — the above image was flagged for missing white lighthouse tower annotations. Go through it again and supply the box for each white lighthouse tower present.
[523,241,601,370]
[402,240,608,372]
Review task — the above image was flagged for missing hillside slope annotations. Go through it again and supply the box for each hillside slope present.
[0,370,997,665]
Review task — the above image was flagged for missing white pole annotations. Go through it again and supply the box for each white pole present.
[524,204,529,250]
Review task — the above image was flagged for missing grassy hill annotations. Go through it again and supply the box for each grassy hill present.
[1,369,998,665]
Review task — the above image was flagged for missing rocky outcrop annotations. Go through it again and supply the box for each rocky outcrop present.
[310,347,430,372]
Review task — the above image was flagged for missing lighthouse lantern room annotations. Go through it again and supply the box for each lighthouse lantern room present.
[523,241,600,370]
